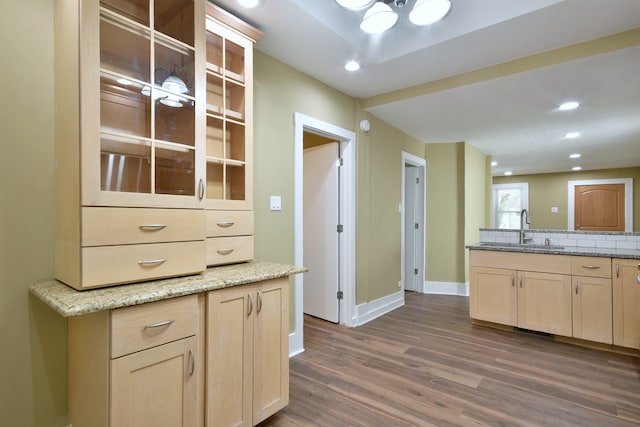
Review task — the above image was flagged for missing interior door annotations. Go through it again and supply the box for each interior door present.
[404,165,419,291]
[303,142,340,323]
[575,184,625,231]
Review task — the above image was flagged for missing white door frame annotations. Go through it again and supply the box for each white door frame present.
[291,113,356,356]
[568,178,633,232]
[401,152,426,293]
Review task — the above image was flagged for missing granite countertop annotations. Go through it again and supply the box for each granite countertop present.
[30,261,307,317]
[466,243,640,260]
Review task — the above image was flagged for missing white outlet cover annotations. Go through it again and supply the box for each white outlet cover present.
[270,196,282,211]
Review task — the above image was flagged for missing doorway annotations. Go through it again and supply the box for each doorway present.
[401,152,426,293]
[291,113,356,356]
[568,178,633,232]
[303,139,341,323]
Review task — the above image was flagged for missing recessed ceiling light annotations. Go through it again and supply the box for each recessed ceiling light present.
[569,153,581,159]
[336,0,375,11]
[491,161,498,167]
[572,166,582,171]
[238,0,260,7]
[345,60,360,71]
[564,132,580,139]
[558,101,580,111]
[504,171,513,176]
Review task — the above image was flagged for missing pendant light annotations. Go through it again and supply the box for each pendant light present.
[409,0,452,26]
[360,1,398,34]
[336,0,376,11]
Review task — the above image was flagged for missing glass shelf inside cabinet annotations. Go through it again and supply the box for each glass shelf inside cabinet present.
[100,0,150,26]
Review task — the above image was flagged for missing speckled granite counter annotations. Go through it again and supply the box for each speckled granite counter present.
[466,243,640,259]
[30,261,307,317]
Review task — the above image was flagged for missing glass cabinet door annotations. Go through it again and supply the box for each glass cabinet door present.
[205,19,252,209]
[97,0,201,204]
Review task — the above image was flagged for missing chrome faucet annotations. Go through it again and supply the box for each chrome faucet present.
[520,209,531,244]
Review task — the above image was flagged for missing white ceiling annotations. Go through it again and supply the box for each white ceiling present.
[211,0,640,176]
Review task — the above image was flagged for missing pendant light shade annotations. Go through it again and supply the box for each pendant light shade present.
[409,0,452,26]
[360,2,398,34]
[336,0,376,11]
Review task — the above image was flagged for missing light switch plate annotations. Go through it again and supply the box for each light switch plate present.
[270,196,282,211]
[551,206,559,213]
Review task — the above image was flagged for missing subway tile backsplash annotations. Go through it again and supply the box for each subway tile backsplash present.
[479,229,640,250]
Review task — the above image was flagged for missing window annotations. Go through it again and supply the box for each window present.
[492,183,529,229]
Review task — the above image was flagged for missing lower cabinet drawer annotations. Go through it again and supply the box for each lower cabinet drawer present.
[111,294,199,359]
[206,210,254,237]
[82,207,205,246]
[207,236,254,266]
[81,241,206,289]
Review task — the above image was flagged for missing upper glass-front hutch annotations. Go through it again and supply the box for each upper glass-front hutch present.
[86,0,205,208]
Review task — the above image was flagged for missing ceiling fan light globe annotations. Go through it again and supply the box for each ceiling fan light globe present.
[360,2,398,34]
[409,0,452,26]
[161,75,189,94]
[336,0,376,11]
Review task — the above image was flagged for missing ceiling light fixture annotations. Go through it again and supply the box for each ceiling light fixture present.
[345,60,361,71]
[360,2,398,34]
[558,101,580,111]
[409,0,452,25]
[491,161,498,167]
[237,0,261,8]
[504,171,513,176]
[340,0,451,35]
[569,153,581,159]
[572,166,582,171]
[564,132,580,139]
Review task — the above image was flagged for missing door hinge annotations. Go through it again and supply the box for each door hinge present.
[336,157,343,167]
[414,223,419,229]
[414,268,419,275]
[337,290,343,300]
[337,224,343,233]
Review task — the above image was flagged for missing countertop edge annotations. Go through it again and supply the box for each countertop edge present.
[30,261,307,317]
[466,244,640,259]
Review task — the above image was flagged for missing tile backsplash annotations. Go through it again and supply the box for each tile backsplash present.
[479,229,640,250]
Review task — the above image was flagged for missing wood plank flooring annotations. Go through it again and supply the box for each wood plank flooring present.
[259,292,640,427]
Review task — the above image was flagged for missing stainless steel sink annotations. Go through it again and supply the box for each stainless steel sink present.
[478,242,564,250]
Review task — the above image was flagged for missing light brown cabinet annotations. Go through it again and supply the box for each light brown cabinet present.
[572,256,612,344]
[55,0,207,290]
[613,258,640,349]
[206,278,289,426]
[203,3,262,266]
[469,251,572,335]
[68,294,203,427]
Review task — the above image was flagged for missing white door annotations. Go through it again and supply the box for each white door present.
[303,142,340,323]
[404,165,419,291]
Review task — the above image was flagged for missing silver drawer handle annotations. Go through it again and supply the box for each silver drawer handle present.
[581,265,600,270]
[217,248,234,255]
[138,259,167,266]
[139,224,167,231]
[637,275,640,285]
[144,319,174,330]
[189,349,195,376]
[217,221,235,228]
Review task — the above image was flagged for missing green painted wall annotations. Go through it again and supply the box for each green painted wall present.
[464,143,489,280]
[424,143,466,283]
[1,0,68,425]
[493,167,640,231]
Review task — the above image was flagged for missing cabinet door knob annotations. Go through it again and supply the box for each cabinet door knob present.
[198,178,205,201]
[616,264,620,278]
[575,281,579,295]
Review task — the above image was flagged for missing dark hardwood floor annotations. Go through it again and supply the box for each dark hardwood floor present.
[260,292,640,427]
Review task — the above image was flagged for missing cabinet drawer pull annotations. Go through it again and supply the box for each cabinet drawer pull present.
[257,291,263,313]
[519,276,523,288]
[575,281,579,295]
[616,264,620,278]
[189,349,195,376]
[138,259,167,266]
[144,319,174,330]
[637,275,640,285]
[581,265,600,270]
[511,276,514,287]
[216,221,235,228]
[217,248,234,255]
[139,224,167,231]
[247,294,253,316]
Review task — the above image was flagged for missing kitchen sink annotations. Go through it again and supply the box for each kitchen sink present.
[478,242,565,250]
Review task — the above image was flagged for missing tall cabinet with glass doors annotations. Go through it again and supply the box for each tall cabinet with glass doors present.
[204,3,261,266]
[55,0,207,290]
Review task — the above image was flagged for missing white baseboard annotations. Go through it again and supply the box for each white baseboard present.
[424,281,469,296]
[353,290,405,326]
[289,331,304,358]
